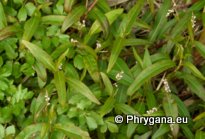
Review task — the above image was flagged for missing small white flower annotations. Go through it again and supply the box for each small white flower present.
[58,63,63,70]
[162,79,171,93]
[45,92,50,106]
[152,107,158,112]
[96,41,102,49]
[191,13,196,29]
[166,9,174,17]
[113,82,118,88]
[146,107,158,115]
[70,38,78,43]
[82,20,86,27]
[115,71,124,80]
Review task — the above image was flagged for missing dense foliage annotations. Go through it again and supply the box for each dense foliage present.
[1,0,205,138]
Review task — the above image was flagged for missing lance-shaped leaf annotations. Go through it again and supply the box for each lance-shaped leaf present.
[54,123,90,139]
[64,0,76,12]
[42,15,66,25]
[152,124,170,139]
[54,71,67,107]
[127,60,175,96]
[163,93,179,138]
[89,7,109,38]
[118,0,145,37]
[194,41,205,59]
[184,61,205,80]
[0,2,7,29]
[83,54,100,82]
[149,0,171,42]
[107,37,124,72]
[22,40,56,72]
[195,130,205,139]
[16,123,45,139]
[98,96,115,116]
[100,72,113,96]
[22,15,40,41]
[175,72,205,102]
[61,5,86,32]
[0,25,21,41]
[88,8,123,36]
[66,77,100,105]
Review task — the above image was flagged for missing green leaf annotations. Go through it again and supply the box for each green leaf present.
[5,125,15,136]
[88,8,123,36]
[106,121,118,133]
[22,15,40,42]
[163,93,179,138]
[0,2,7,29]
[86,116,98,130]
[176,72,205,102]
[42,15,65,25]
[66,77,100,105]
[89,7,109,38]
[171,13,191,38]
[118,0,145,37]
[188,1,205,12]
[149,0,171,42]
[172,95,191,118]
[0,25,21,41]
[54,123,90,139]
[195,130,205,139]
[151,124,170,139]
[116,103,140,115]
[21,40,56,72]
[17,6,27,22]
[100,72,113,96]
[127,60,175,96]
[0,124,5,138]
[61,5,86,32]
[194,41,205,59]
[124,38,151,46]
[33,61,47,82]
[64,0,76,12]
[184,61,205,80]
[54,71,67,107]
[83,54,100,82]
[107,37,124,72]
[16,123,44,139]
[180,124,194,139]
[99,96,115,116]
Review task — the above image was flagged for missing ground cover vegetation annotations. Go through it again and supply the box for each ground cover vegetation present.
[0,0,205,138]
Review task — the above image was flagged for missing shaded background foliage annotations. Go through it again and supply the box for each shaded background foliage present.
[0,0,205,138]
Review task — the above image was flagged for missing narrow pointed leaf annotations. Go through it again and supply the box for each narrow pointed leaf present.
[89,7,109,37]
[66,78,100,105]
[100,72,113,96]
[21,40,56,72]
[184,61,205,80]
[54,123,90,139]
[61,5,86,32]
[107,37,124,72]
[89,8,123,36]
[149,0,171,42]
[54,71,67,107]
[194,41,205,59]
[16,123,45,139]
[176,72,205,102]
[0,25,21,41]
[118,0,145,37]
[0,2,7,29]
[22,15,40,41]
[195,130,205,139]
[127,60,175,96]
